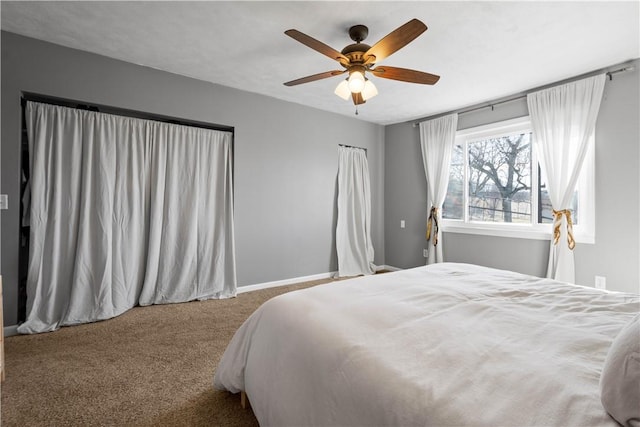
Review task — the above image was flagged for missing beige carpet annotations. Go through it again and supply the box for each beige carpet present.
[1,277,338,426]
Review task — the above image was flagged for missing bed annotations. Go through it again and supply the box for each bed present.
[213,263,639,426]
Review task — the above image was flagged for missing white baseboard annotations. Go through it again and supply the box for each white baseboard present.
[237,265,402,295]
[4,324,19,337]
[237,271,337,294]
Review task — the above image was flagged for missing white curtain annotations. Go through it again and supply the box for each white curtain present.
[336,145,375,277]
[527,74,605,283]
[419,114,459,264]
[18,101,236,334]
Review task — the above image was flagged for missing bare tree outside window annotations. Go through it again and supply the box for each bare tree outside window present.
[467,133,532,223]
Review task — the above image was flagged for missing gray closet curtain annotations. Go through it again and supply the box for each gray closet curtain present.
[18,101,236,334]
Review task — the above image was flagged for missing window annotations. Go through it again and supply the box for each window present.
[442,116,594,243]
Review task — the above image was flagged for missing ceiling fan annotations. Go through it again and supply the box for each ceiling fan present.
[283,19,440,107]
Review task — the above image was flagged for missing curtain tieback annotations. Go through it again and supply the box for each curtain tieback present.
[552,209,576,250]
[426,206,440,247]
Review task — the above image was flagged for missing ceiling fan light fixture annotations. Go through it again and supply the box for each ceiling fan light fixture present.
[361,79,378,101]
[347,70,365,93]
[334,80,351,100]
[284,19,439,108]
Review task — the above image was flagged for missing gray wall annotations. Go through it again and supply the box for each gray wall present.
[0,32,385,326]
[385,60,640,294]
[3,31,638,327]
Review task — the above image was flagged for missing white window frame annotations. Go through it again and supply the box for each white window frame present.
[442,116,595,244]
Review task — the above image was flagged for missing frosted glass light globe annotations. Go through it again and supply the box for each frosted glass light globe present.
[347,71,365,93]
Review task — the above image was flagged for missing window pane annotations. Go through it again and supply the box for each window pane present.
[443,144,464,219]
[468,133,532,223]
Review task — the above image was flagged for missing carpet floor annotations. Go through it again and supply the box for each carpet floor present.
[1,277,336,426]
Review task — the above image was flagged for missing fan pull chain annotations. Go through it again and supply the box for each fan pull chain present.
[355,106,359,115]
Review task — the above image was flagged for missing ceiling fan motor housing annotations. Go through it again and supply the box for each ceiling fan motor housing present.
[342,25,371,64]
[341,43,372,63]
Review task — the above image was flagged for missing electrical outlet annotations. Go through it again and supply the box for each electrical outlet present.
[0,194,7,210]
[423,249,428,258]
[595,276,606,290]
[400,220,405,228]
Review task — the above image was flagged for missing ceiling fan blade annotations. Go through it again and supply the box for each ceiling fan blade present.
[364,19,427,64]
[284,70,346,86]
[285,29,349,64]
[371,66,440,85]
[352,92,366,105]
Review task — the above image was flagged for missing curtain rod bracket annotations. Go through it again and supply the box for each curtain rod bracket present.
[607,66,634,81]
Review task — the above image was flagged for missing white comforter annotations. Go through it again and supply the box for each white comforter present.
[214,263,639,426]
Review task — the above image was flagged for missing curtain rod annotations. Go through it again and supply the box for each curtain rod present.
[339,143,367,152]
[22,92,234,133]
[412,63,636,127]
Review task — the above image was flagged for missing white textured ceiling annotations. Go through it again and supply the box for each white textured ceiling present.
[1,1,639,125]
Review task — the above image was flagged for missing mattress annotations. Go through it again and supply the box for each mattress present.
[214,263,639,426]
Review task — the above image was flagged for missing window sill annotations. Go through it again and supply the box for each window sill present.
[441,221,594,244]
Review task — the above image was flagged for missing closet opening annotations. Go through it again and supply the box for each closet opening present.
[18,92,234,324]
